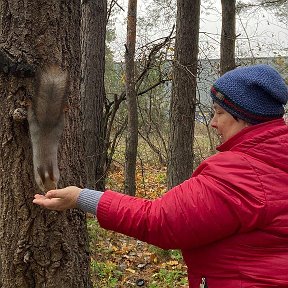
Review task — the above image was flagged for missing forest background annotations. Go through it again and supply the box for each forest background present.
[0,0,287,288]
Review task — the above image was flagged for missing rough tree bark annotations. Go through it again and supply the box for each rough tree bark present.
[0,1,90,287]
[124,0,138,196]
[220,0,236,75]
[81,0,107,190]
[167,0,201,189]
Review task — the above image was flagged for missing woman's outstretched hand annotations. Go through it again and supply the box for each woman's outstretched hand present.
[33,186,82,211]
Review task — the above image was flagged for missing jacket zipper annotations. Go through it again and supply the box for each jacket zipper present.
[200,276,208,288]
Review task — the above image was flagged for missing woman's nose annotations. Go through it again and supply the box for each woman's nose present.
[210,116,217,128]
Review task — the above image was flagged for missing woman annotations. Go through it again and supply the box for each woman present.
[33,64,288,288]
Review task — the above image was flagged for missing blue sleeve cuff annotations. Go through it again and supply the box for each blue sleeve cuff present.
[76,188,104,215]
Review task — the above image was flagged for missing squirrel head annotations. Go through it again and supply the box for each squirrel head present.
[36,163,59,192]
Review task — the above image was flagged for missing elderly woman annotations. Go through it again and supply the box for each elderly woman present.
[33,64,288,288]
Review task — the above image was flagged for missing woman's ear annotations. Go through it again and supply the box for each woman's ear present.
[244,121,251,127]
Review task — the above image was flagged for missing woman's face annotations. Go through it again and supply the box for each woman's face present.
[210,103,249,143]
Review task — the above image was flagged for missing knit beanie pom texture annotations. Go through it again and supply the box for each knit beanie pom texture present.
[211,64,288,124]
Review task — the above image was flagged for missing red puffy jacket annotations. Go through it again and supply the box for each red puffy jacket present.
[97,119,288,287]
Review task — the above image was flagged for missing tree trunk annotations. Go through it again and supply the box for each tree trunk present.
[0,1,90,287]
[167,0,201,189]
[124,0,138,196]
[220,0,236,75]
[81,0,107,190]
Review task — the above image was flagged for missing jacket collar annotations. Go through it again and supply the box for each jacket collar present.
[216,118,287,152]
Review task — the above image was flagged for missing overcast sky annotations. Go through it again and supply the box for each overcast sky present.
[110,0,288,61]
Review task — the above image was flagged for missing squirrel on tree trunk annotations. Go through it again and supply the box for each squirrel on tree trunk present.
[28,66,68,192]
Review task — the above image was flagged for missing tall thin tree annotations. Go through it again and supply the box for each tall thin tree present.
[220,0,236,75]
[81,0,107,190]
[124,0,138,196]
[168,0,201,189]
[0,1,90,287]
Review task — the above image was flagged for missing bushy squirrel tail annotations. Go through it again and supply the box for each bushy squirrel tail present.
[28,66,68,192]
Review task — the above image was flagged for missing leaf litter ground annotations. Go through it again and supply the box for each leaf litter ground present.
[88,163,188,288]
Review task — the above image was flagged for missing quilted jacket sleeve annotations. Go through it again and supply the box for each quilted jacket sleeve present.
[97,152,266,250]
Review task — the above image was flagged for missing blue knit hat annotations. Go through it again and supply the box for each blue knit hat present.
[210,64,288,124]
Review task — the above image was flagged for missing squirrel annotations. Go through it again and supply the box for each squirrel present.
[28,66,68,192]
